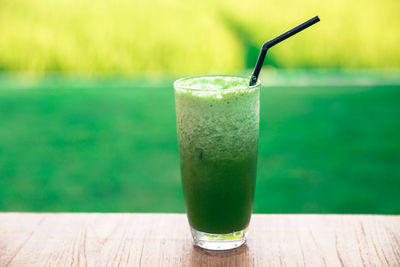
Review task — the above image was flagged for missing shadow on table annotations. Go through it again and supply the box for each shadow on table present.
[189,244,251,265]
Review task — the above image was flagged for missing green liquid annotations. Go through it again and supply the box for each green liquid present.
[175,76,260,234]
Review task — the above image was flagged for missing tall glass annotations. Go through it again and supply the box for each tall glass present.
[174,76,260,250]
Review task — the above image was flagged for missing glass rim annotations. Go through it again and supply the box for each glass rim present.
[173,75,261,91]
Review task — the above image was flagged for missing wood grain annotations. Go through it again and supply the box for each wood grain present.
[0,213,399,266]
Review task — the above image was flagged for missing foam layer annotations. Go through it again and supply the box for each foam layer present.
[175,76,260,161]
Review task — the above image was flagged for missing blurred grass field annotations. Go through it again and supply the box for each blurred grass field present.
[0,0,399,213]
[0,0,399,74]
[0,74,399,213]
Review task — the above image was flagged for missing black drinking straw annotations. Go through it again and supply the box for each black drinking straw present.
[249,16,320,86]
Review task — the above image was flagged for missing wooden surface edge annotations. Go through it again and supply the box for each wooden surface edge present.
[0,213,399,266]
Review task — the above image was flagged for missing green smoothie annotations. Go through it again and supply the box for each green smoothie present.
[174,76,260,234]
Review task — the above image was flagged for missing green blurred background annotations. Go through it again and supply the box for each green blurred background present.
[0,0,399,213]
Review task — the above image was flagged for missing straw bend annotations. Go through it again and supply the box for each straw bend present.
[262,41,274,51]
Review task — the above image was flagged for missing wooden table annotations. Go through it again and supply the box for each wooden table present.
[0,213,399,266]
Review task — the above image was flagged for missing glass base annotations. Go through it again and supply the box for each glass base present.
[191,227,248,251]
